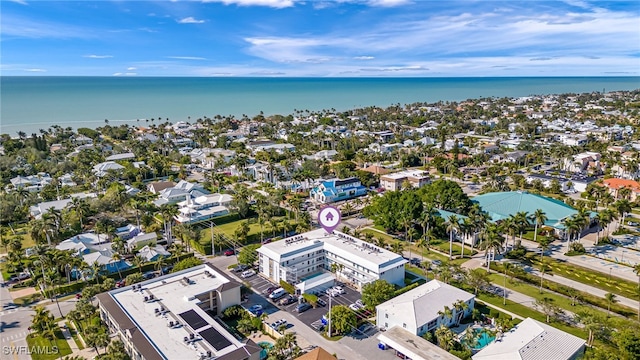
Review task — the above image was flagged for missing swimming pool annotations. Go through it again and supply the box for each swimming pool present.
[258,341,273,360]
[461,328,495,350]
[299,272,325,282]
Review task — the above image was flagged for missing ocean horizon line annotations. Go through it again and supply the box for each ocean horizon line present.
[2,75,640,79]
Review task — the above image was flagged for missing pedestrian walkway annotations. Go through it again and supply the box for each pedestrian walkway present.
[530,269,639,310]
[58,320,79,353]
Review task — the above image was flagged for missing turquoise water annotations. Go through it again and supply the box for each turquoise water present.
[258,341,273,360]
[1,76,638,135]
[462,328,495,350]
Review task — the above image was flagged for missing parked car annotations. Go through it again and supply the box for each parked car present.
[295,303,312,313]
[271,319,287,329]
[269,288,287,300]
[264,286,278,295]
[355,299,365,308]
[241,269,256,278]
[316,298,327,307]
[628,221,639,226]
[233,264,249,273]
[279,295,296,306]
[115,279,126,288]
[143,271,156,280]
[248,305,263,313]
[332,286,345,294]
[410,258,421,266]
[224,249,235,256]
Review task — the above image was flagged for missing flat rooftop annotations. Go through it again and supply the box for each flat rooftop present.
[108,264,245,360]
[257,229,405,270]
[381,170,429,180]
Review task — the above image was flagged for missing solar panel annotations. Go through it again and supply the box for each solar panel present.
[199,327,232,351]
[179,310,208,330]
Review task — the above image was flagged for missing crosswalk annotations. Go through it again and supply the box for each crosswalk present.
[0,330,29,343]
[0,308,19,317]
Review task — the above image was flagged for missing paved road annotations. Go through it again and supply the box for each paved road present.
[1,276,31,360]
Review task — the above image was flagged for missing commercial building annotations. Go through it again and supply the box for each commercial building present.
[97,263,262,360]
[256,229,407,291]
[310,178,368,203]
[472,317,585,360]
[472,191,583,231]
[376,280,475,335]
[380,170,430,191]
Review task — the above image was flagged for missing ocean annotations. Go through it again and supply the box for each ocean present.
[1,77,639,135]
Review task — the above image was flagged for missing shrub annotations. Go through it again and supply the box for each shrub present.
[279,280,295,295]
[489,309,500,319]
[565,242,586,256]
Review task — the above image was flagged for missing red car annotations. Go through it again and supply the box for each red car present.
[224,249,235,256]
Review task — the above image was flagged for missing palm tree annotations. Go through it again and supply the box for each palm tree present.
[604,292,617,317]
[133,255,145,274]
[434,324,455,351]
[71,197,90,229]
[446,215,460,260]
[614,199,632,230]
[460,217,474,259]
[111,252,124,280]
[416,237,428,263]
[514,211,530,247]
[531,209,548,244]
[437,306,453,326]
[538,258,552,293]
[452,299,469,326]
[479,223,504,270]
[155,255,167,275]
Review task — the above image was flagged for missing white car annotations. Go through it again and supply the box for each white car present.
[349,303,362,311]
[241,269,256,278]
[332,286,345,294]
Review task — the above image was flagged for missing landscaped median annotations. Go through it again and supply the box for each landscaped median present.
[489,262,638,319]
[24,330,72,360]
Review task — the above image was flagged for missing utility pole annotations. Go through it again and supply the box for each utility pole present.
[328,294,332,337]
[211,221,215,255]
[503,265,507,305]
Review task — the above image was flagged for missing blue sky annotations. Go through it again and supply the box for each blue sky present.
[2,0,639,76]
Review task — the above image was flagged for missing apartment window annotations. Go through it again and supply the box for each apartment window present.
[403,323,406,328]
[385,323,388,328]
[385,313,388,319]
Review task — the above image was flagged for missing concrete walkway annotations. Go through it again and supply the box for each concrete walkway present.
[58,321,79,353]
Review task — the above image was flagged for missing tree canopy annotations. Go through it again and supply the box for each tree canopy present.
[361,279,395,309]
[327,305,357,336]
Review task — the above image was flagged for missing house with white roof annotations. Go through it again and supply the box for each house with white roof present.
[82,248,130,274]
[29,192,97,219]
[137,244,170,262]
[472,317,585,360]
[93,161,125,177]
[56,232,110,255]
[175,193,233,224]
[105,152,135,161]
[380,170,430,191]
[152,180,209,207]
[257,229,407,291]
[9,173,52,192]
[376,280,475,335]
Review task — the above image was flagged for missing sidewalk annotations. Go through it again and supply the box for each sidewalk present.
[59,320,99,359]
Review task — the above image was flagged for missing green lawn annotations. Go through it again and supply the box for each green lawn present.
[199,216,297,246]
[531,257,639,301]
[486,272,621,321]
[65,322,84,350]
[25,330,72,360]
[362,228,395,243]
[14,293,43,306]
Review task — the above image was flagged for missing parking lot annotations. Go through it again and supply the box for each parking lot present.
[227,265,374,336]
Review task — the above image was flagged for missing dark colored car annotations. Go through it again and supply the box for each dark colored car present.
[316,298,327,307]
[295,303,312,313]
[224,249,235,256]
[279,295,296,306]
[264,286,278,295]
[233,264,249,273]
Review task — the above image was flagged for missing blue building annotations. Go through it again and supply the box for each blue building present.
[310,177,368,204]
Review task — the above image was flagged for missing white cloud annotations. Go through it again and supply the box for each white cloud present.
[365,0,411,7]
[113,72,137,76]
[202,0,297,8]
[177,17,206,24]
[127,67,137,70]
[1,16,94,39]
[9,0,28,5]
[24,68,46,72]
[84,54,113,59]
[354,56,375,60]
[167,56,207,60]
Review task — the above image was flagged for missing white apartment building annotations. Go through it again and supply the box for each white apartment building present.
[380,170,430,191]
[175,193,233,224]
[256,229,407,291]
[97,264,261,360]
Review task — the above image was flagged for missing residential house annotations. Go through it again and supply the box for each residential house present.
[30,192,97,219]
[147,181,176,194]
[115,224,141,240]
[310,178,368,204]
[105,152,136,161]
[602,178,640,201]
[472,317,585,360]
[562,152,602,173]
[82,248,131,274]
[137,244,170,262]
[8,173,52,192]
[376,280,475,335]
[153,180,209,207]
[56,232,110,255]
[93,161,125,177]
[175,193,233,224]
[126,232,159,251]
[380,170,430,191]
